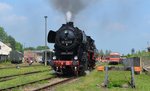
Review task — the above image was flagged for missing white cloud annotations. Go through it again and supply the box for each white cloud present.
[0,2,12,12]
[0,2,28,44]
[103,22,127,32]
[0,2,28,26]
[109,22,126,31]
[3,14,27,25]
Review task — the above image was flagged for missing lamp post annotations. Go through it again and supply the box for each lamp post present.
[44,16,48,66]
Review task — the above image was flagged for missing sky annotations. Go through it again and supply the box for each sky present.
[0,0,150,54]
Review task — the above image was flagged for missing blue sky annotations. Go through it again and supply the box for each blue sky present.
[0,0,150,54]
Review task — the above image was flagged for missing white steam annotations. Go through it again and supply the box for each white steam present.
[66,11,72,22]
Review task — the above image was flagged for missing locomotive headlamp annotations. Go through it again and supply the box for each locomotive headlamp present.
[74,56,78,60]
[53,56,56,60]
[64,30,68,34]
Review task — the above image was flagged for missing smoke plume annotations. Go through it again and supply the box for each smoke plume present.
[66,11,72,22]
[49,0,90,22]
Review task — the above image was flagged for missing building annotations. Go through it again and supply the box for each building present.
[0,41,12,61]
[24,49,54,63]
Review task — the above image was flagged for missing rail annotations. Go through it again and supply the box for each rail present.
[0,76,56,91]
[32,77,77,91]
[0,64,43,70]
[0,69,50,82]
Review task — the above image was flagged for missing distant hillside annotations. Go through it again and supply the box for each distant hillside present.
[0,26,23,52]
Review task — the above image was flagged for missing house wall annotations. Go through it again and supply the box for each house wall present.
[0,41,12,62]
[0,55,8,62]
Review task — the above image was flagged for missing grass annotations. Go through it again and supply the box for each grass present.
[56,70,104,91]
[0,62,150,91]
[0,66,50,77]
[0,61,14,67]
[0,63,53,90]
[0,71,53,89]
[107,71,130,88]
[55,70,150,91]
[0,62,42,68]
[0,64,53,90]
[135,74,150,90]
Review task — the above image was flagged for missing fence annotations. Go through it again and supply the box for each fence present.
[140,56,150,72]
[123,57,141,70]
[123,56,150,72]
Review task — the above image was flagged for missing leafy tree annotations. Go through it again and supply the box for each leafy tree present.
[98,50,104,56]
[36,46,49,50]
[126,49,150,58]
[105,50,111,56]
[0,27,8,43]
[8,35,16,50]
[131,48,135,54]
[137,50,141,56]
[0,26,23,52]
[126,54,131,58]
[24,47,35,51]
[24,46,49,51]
[15,42,23,52]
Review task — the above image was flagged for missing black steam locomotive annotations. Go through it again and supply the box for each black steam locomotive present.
[48,22,96,76]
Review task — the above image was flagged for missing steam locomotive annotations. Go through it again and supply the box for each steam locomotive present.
[48,22,96,76]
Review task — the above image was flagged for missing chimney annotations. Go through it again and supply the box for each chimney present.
[67,22,74,27]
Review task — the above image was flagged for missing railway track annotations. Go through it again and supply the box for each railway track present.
[0,75,78,91]
[0,64,43,70]
[0,76,56,91]
[31,77,78,91]
[0,69,51,82]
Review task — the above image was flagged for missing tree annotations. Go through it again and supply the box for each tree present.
[15,42,23,52]
[0,27,8,43]
[126,54,131,58]
[36,46,49,50]
[24,47,35,50]
[0,26,23,52]
[105,50,111,56]
[99,49,104,56]
[131,48,135,54]
[8,35,16,50]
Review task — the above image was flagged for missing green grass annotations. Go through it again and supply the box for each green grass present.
[0,66,50,77]
[55,70,150,91]
[107,71,130,88]
[1,61,150,91]
[135,74,150,90]
[56,70,104,91]
[0,71,53,89]
[0,62,42,68]
[0,61,13,67]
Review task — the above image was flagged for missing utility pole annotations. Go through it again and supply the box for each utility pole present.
[44,16,48,66]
